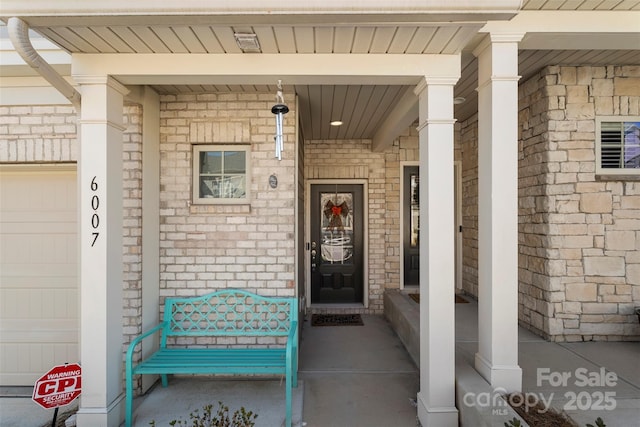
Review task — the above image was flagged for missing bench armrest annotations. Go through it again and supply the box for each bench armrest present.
[126,322,166,373]
[285,321,298,361]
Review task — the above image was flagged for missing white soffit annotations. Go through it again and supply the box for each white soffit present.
[521,0,640,10]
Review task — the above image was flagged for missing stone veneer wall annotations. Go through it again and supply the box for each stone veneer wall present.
[158,93,297,314]
[460,115,479,297]
[462,65,640,341]
[526,66,639,341]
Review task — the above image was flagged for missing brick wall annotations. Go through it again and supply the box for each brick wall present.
[0,102,148,389]
[0,105,76,162]
[384,128,420,291]
[462,65,640,341]
[122,105,144,366]
[304,139,387,313]
[158,93,297,318]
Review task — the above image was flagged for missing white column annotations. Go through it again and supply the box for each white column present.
[416,77,459,427]
[474,33,524,392]
[75,76,128,427]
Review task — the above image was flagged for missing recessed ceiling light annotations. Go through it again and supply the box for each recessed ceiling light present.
[330,120,343,126]
[454,97,466,105]
[234,33,261,52]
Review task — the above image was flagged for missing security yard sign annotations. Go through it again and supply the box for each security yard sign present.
[32,363,82,409]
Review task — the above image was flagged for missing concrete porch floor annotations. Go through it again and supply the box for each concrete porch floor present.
[2,297,639,427]
[386,290,640,426]
[0,314,420,427]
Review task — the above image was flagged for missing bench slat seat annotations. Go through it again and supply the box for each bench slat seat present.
[125,290,298,427]
[134,348,288,374]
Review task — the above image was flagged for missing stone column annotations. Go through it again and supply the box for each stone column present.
[474,33,524,392]
[416,77,459,427]
[75,75,128,427]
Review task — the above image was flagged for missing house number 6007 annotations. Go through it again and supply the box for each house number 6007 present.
[90,176,100,247]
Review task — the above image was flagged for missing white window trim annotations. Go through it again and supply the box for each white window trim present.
[192,144,251,205]
[596,116,640,177]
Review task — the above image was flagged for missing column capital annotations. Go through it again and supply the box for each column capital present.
[472,32,525,57]
[476,75,522,92]
[416,119,457,132]
[414,76,460,96]
[73,75,130,96]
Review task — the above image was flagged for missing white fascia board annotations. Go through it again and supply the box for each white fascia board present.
[0,0,521,18]
[482,10,640,34]
[0,77,71,105]
[0,38,65,52]
[71,53,461,86]
[0,50,71,67]
[0,39,71,67]
[480,11,640,50]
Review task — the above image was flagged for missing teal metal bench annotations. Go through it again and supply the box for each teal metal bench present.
[125,289,298,427]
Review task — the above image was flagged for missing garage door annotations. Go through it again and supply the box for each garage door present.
[0,166,78,385]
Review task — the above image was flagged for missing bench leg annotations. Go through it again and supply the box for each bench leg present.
[161,374,168,387]
[293,351,298,388]
[125,373,133,427]
[286,373,292,427]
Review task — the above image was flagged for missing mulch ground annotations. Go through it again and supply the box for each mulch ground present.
[505,393,578,427]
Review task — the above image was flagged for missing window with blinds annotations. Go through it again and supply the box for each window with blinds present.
[596,117,640,175]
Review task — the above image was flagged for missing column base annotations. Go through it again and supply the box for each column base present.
[474,352,522,392]
[416,391,458,427]
[76,393,124,427]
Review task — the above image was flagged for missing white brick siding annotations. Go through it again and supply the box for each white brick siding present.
[158,93,297,307]
[0,105,77,162]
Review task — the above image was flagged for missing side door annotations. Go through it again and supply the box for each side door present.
[403,166,420,286]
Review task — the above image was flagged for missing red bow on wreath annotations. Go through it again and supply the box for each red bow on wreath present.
[324,200,349,230]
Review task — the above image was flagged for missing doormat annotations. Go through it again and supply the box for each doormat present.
[311,313,364,326]
[408,294,469,304]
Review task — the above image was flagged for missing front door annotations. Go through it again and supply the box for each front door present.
[310,184,364,304]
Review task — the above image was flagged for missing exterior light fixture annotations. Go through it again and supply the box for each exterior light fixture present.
[454,97,466,105]
[272,80,289,160]
[234,33,261,52]
[330,120,343,126]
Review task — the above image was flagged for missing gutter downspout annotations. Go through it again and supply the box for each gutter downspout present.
[7,16,81,110]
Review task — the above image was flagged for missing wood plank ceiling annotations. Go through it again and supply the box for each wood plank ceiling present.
[7,0,640,139]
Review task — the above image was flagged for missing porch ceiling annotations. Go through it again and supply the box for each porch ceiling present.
[1,1,639,141]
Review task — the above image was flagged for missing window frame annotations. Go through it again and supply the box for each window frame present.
[192,144,251,205]
[595,116,640,177]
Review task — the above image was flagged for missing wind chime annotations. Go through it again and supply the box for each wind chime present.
[271,80,288,160]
